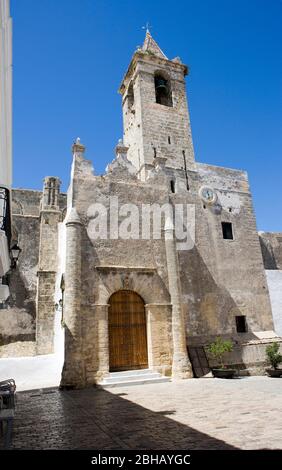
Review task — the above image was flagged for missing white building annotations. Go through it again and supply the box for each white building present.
[0,0,12,300]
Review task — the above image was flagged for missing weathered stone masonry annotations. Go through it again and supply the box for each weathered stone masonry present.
[1,31,281,386]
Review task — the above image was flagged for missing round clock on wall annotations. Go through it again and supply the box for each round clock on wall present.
[199,186,217,205]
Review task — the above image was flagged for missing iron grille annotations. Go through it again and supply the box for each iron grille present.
[0,187,11,247]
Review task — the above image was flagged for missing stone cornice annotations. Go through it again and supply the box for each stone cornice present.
[95,265,156,274]
[12,214,39,219]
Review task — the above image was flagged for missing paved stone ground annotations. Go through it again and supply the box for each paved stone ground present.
[4,377,282,450]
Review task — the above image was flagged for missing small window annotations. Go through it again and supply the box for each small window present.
[222,222,233,240]
[236,316,248,333]
[168,136,171,144]
[170,180,176,193]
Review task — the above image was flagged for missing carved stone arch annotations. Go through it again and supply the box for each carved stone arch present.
[95,267,170,306]
[154,68,171,82]
[93,267,173,380]
[12,199,23,215]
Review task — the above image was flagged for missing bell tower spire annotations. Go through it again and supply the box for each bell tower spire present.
[142,29,168,59]
[119,31,195,180]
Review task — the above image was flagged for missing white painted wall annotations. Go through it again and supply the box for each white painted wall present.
[0,223,66,391]
[0,0,12,190]
[54,221,66,305]
[0,222,66,389]
[0,1,12,284]
[0,311,65,391]
[266,270,282,337]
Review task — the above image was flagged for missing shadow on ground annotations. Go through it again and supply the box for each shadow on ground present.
[7,386,237,450]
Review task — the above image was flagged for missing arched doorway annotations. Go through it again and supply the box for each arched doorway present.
[108,290,148,372]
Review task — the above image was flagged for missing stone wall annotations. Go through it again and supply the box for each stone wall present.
[0,192,41,356]
[182,163,274,343]
[259,232,282,270]
[205,336,282,375]
[59,137,275,385]
[265,270,282,336]
[258,232,282,337]
[0,188,66,357]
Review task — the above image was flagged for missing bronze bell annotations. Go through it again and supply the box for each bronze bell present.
[155,78,167,91]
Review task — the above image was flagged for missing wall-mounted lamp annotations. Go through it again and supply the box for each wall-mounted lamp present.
[55,299,63,311]
[10,243,22,269]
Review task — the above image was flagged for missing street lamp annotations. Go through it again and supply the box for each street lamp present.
[10,243,22,269]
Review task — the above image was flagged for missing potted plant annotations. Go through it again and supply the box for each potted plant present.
[265,342,282,377]
[207,337,236,378]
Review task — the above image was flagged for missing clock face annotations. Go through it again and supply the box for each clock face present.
[199,186,217,204]
[202,188,214,201]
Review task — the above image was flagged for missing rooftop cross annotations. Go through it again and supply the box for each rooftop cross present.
[142,22,152,34]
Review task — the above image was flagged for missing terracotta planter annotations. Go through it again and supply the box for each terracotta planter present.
[266,368,282,378]
[211,368,236,379]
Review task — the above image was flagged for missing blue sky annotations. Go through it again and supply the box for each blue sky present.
[11,0,282,231]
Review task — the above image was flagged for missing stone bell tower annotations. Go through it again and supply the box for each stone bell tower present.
[119,30,195,180]
[36,176,61,355]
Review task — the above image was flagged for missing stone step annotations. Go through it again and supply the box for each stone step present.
[109,368,154,378]
[97,376,170,389]
[97,368,170,388]
[105,372,162,383]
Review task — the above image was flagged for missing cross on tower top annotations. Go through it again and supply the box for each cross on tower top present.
[142,22,152,34]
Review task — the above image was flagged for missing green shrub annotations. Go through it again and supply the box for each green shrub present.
[266,342,282,369]
[207,337,233,368]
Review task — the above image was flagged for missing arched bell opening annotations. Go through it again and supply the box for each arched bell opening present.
[154,74,173,107]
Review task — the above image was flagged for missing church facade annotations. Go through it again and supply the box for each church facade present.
[1,32,281,387]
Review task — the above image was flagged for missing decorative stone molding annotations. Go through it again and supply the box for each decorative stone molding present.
[95,265,156,274]
[72,137,85,156]
[95,266,170,306]
[105,149,137,179]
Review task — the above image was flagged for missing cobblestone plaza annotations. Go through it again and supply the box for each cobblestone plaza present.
[8,377,282,450]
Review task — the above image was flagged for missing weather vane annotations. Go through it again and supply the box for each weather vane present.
[142,22,152,33]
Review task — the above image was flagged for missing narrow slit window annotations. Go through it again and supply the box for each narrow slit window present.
[182,150,189,191]
[236,316,248,333]
[170,180,176,193]
[222,222,233,240]
[168,136,171,144]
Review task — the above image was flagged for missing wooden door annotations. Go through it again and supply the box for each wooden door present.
[109,290,148,372]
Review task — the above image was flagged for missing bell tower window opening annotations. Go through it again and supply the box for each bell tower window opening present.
[155,74,172,107]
